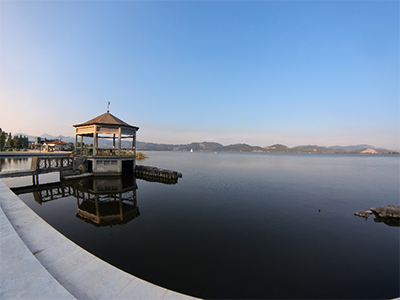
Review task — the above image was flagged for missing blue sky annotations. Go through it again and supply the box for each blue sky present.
[1,1,399,149]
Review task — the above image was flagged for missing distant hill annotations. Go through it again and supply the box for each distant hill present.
[289,145,332,153]
[327,144,390,153]
[264,144,290,152]
[283,144,393,154]
[136,141,179,151]
[15,133,396,154]
[216,143,264,152]
[138,142,393,154]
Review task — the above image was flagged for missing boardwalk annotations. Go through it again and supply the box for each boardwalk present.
[0,155,73,184]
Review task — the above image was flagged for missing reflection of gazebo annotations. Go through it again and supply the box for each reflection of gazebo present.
[73,111,139,175]
[75,176,139,227]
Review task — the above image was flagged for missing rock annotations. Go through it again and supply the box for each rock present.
[370,205,400,218]
[354,210,373,218]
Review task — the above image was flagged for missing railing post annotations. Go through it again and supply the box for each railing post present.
[30,157,38,171]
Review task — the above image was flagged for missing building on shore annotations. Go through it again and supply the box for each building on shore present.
[42,140,73,152]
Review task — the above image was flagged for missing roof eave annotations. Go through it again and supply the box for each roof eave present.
[73,123,139,130]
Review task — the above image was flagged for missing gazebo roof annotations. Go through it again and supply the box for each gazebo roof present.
[73,111,139,130]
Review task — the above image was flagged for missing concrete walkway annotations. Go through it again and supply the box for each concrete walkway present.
[0,179,200,300]
[0,151,70,157]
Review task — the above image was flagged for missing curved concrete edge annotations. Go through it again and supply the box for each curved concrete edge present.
[0,181,76,300]
[0,179,201,300]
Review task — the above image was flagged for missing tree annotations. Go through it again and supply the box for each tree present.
[8,135,29,149]
[0,128,8,150]
[6,132,12,148]
[21,136,29,149]
[12,136,20,149]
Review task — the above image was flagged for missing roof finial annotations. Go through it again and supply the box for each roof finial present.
[107,101,110,113]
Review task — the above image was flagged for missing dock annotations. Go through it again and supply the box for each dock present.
[0,159,183,186]
[0,155,73,184]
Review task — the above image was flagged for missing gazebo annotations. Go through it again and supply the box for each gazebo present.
[73,111,139,175]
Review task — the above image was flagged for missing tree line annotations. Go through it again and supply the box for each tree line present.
[0,128,29,151]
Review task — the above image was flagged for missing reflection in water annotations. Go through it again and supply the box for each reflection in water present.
[12,175,140,227]
[373,216,400,227]
[75,176,139,227]
[10,170,179,227]
[32,184,74,204]
[0,157,29,172]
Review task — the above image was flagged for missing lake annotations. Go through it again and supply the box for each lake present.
[1,152,399,299]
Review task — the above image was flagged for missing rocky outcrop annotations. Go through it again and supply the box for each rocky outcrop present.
[355,205,400,218]
[370,205,400,218]
[354,210,373,218]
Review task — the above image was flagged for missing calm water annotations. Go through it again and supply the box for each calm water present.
[1,153,399,299]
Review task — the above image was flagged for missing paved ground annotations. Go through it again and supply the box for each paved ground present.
[0,179,200,300]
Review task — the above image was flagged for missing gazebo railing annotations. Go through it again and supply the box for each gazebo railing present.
[74,147,135,156]
[95,148,135,156]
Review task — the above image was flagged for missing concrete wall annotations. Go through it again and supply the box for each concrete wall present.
[91,158,121,173]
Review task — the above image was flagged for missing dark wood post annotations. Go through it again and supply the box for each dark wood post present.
[118,128,121,156]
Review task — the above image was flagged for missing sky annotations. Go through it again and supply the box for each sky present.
[0,1,399,150]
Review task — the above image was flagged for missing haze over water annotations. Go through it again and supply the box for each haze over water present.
[1,152,399,299]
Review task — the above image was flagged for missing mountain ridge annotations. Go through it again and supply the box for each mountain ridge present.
[13,133,397,153]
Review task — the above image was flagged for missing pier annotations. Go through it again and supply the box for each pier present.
[0,155,73,184]
[0,157,183,186]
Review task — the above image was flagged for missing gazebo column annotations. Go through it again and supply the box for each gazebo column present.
[133,133,136,154]
[74,133,78,153]
[132,133,136,158]
[80,136,83,154]
[93,126,98,156]
[113,134,116,154]
[118,128,121,156]
[132,133,136,170]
